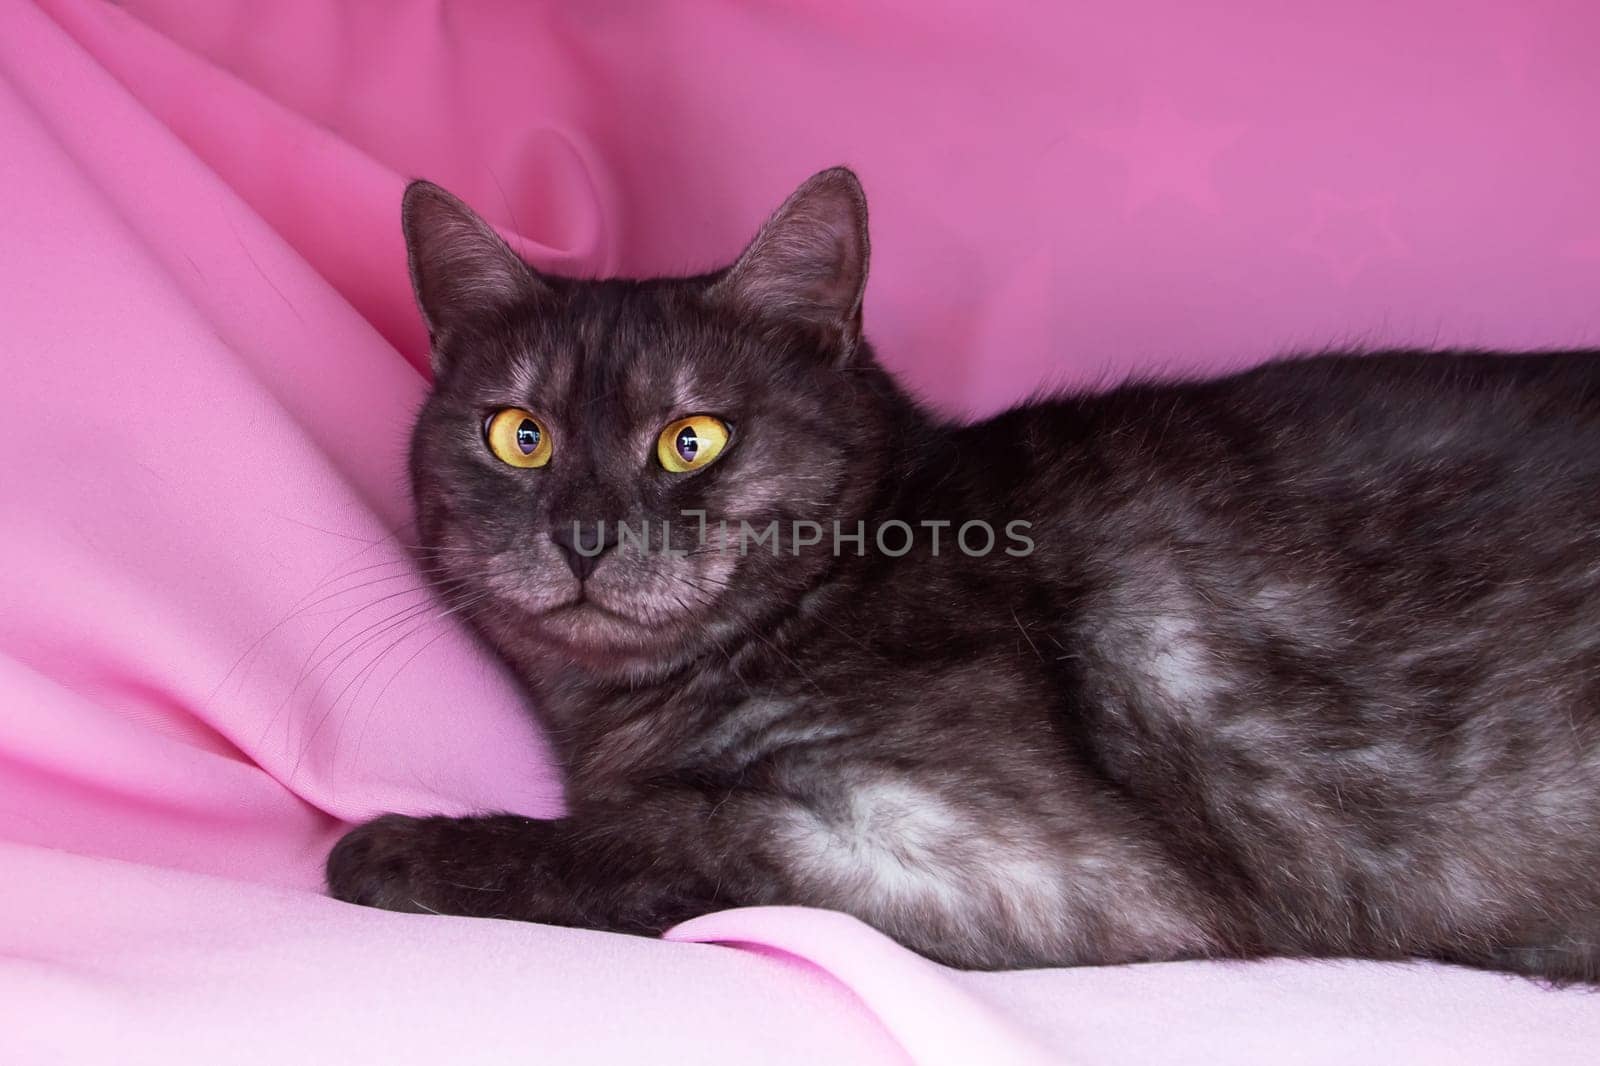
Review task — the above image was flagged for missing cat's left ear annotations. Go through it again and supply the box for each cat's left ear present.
[709,167,870,364]
[402,180,546,374]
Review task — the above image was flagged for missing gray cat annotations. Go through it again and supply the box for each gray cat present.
[327,168,1600,981]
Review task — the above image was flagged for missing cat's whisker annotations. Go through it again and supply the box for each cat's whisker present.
[209,552,489,705]
[251,561,527,754]
[294,585,503,776]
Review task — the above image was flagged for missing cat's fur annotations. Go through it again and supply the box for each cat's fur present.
[327,168,1600,981]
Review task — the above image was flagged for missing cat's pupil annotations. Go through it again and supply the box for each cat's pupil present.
[516,421,539,455]
[676,427,699,462]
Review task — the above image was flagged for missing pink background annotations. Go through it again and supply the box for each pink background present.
[1,1,1597,1063]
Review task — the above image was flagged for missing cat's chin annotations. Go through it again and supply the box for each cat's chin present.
[531,600,679,661]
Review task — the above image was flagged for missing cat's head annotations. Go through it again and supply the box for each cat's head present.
[404,169,907,681]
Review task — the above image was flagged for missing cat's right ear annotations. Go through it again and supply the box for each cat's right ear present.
[401,181,545,374]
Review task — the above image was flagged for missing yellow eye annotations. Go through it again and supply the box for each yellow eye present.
[484,408,552,468]
[657,415,730,473]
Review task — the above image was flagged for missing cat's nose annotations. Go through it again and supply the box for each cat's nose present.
[550,521,618,581]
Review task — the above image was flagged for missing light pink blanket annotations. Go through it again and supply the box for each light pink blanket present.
[2,2,1598,1062]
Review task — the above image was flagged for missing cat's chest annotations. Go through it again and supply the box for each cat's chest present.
[554,674,842,790]
[557,608,1069,796]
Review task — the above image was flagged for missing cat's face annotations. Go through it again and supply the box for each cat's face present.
[405,170,895,680]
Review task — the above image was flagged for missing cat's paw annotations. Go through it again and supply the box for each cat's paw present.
[326,813,451,914]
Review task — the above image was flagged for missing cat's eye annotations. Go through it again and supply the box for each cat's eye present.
[484,408,553,468]
[657,415,730,473]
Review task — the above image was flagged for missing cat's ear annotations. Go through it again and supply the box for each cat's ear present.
[709,167,870,363]
[402,180,545,372]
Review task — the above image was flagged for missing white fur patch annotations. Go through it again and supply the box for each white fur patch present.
[1087,558,1229,720]
[778,779,1067,949]
[1142,609,1218,707]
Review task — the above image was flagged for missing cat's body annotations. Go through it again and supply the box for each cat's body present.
[328,169,1600,981]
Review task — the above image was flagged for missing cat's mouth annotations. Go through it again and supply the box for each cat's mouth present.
[470,557,708,662]
[474,563,659,641]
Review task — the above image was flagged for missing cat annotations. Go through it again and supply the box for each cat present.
[327,167,1600,982]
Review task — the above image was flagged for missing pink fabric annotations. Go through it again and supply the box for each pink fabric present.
[1,1,1597,1061]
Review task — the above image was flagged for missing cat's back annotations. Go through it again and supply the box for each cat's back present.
[1215,349,1600,478]
[992,349,1600,564]
[1019,347,1600,480]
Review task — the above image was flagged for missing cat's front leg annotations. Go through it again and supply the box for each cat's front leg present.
[326,795,764,933]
